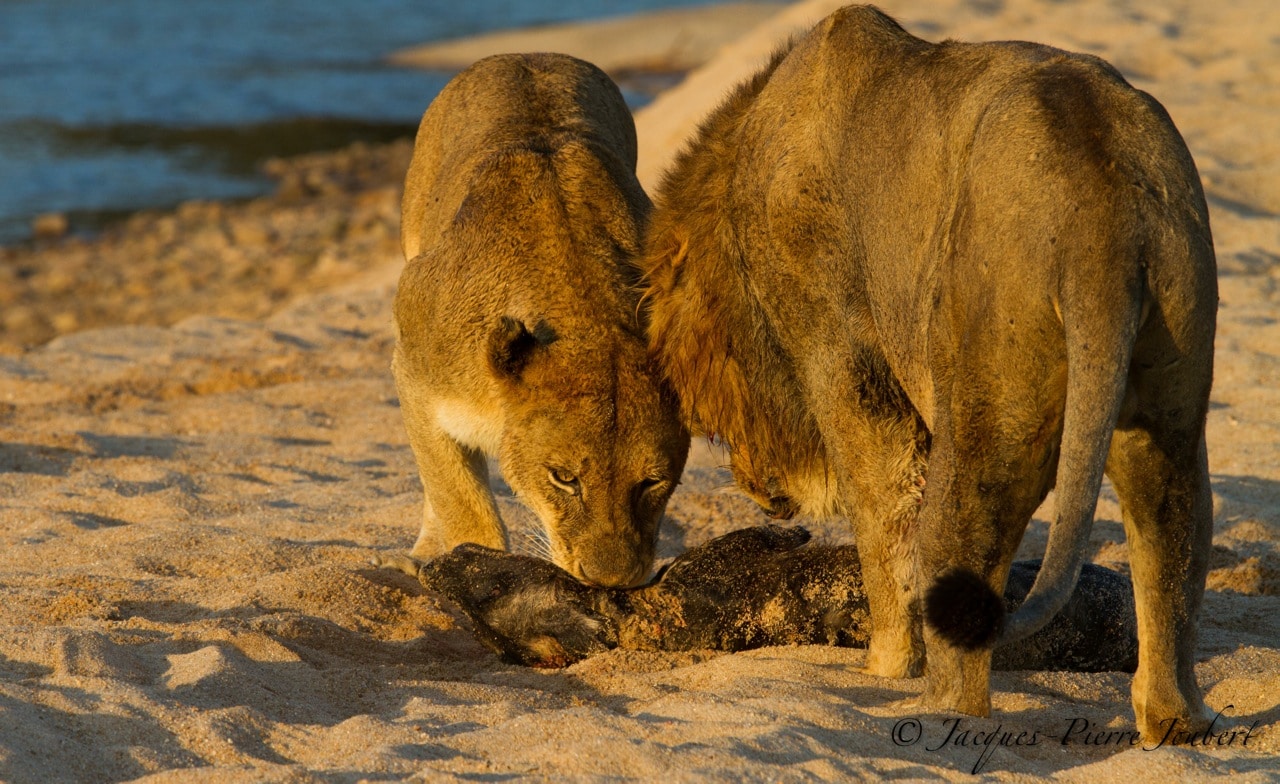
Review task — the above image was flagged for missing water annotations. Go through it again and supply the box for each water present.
[0,0,715,244]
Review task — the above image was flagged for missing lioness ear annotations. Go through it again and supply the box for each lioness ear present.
[489,316,558,379]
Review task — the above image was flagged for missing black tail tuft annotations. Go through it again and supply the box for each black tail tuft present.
[924,568,1006,650]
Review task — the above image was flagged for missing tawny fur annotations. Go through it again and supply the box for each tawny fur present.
[394,53,688,587]
[640,5,1216,737]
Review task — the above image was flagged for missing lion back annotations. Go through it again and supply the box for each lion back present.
[400,53,638,262]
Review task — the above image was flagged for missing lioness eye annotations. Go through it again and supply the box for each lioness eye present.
[548,468,580,495]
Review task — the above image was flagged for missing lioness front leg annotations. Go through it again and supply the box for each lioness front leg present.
[395,363,506,558]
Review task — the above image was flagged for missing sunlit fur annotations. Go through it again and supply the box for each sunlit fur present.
[394,53,689,588]
[640,45,844,518]
[639,4,1216,737]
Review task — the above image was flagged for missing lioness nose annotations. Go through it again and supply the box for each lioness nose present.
[577,559,649,589]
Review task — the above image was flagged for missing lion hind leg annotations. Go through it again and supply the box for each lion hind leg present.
[1105,194,1215,738]
[916,370,1061,716]
[1107,414,1213,738]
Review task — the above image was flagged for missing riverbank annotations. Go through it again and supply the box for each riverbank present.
[0,2,788,354]
[1,140,411,353]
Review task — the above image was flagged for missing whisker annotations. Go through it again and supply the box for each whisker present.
[515,527,554,561]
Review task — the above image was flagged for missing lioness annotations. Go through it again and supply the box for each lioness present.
[640,6,1216,736]
[394,53,688,587]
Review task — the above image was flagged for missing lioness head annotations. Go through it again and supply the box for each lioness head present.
[488,315,688,588]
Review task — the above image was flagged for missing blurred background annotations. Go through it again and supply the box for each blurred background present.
[0,0,723,245]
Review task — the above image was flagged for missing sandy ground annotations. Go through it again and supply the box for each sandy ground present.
[2,0,1279,781]
[387,3,786,77]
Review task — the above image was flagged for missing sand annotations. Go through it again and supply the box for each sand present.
[386,3,786,78]
[2,0,1278,780]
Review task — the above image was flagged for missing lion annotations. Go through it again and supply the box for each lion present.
[379,525,1138,674]
[639,6,1216,737]
[393,53,688,587]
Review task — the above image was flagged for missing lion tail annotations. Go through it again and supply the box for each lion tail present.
[926,226,1146,651]
[1004,244,1145,646]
